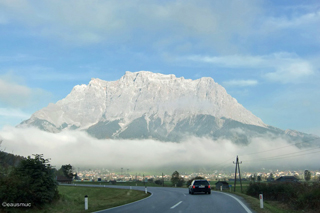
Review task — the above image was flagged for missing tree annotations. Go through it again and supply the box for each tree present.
[155,179,164,185]
[304,170,311,182]
[171,171,179,186]
[269,173,274,179]
[171,171,185,187]
[56,164,74,178]
[0,154,59,206]
[257,175,262,182]
[62,164,73,178]
[249,175,254,182]
[186,176,204,186]
[74,173,81,180]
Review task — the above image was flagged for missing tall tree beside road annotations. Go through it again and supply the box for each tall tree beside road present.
[171,171,185,187]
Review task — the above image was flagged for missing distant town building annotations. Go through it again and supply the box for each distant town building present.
[275,176,299,182]
[56,176,73,184]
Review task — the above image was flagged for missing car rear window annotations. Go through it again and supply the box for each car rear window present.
[194,181,209,186]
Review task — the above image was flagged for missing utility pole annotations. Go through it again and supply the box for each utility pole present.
[233,155,243,193]
[162,173,164,187]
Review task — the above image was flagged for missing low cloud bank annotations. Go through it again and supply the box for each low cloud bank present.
[0,126,318,171]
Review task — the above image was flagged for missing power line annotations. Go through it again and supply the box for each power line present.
[244,149,320,163]
[213,157,236,170]
[242,141,319,156]
[211,139,320,171]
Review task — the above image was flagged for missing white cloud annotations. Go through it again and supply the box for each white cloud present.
[0,0,262,50]
[1,0,318,54]
[258,5,320,44]
[0,74,52,107]
[0,108,30,119]
[265,61,314,83]
[0,78,31,107]
[223,79,258,87]
[185,55,264,68]
[0,127,318,170]
[183,52,316,83]
[264,10,320,30]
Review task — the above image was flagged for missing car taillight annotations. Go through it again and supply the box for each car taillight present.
[208,185,211,188]
[193,186,195,189]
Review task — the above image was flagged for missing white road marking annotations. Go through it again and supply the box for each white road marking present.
[170,201,183,209]
[216,192,252,213]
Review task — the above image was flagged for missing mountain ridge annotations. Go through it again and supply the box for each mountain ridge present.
[19,71,319,145]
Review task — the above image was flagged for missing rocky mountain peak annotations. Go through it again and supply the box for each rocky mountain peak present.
[19,71,275,142]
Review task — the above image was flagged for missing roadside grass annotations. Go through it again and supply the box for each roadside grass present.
[73,180,175,187]
[228,191,298,213]
[224,181,293,213]
[24,185,149,213]
[216,185,311,213]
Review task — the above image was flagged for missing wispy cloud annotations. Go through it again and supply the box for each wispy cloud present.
[0,0,262,50]
[0,66,101,82]
[264,61,314,83]
[0,108,30,119]
[257,4,320,45]
[223,79,258,87]
[183,52,315,83]
[263,10,320,30]
[185,54,264,68]
[0,74,52,107]
[0,54,44,62]
[0,78,31,107]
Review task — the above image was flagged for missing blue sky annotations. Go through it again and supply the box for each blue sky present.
[0,0,319,136]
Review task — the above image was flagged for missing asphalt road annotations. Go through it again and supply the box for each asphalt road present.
[62,184,254,213]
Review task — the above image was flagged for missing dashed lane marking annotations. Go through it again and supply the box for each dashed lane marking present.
[170,201,183,209]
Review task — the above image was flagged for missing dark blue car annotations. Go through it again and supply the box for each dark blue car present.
[189,179,211,195]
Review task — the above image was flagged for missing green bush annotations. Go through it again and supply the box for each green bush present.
[295,183,320,210]
[247,182,298,202]
[246,182,320,211]
[0,154,59,207]
[155,179,164,185]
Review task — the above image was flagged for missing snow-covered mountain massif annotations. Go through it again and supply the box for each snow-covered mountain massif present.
[20,71,319,145]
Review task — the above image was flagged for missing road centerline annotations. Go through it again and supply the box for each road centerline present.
[170,201,182,209]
